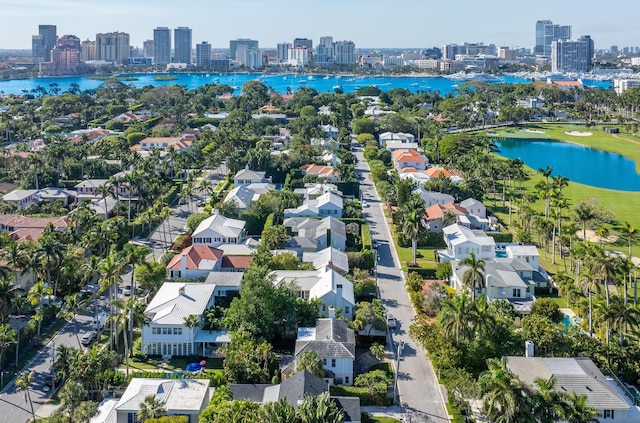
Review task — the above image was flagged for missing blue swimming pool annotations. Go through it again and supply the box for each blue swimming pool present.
[562,314,575,332]
[496,251,507,258]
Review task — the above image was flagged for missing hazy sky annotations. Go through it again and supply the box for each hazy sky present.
[2,0,638,50]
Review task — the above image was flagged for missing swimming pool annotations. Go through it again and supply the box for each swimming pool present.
[562,314,575,332]
[496,251,507,258]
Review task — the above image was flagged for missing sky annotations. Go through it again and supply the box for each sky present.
[1,0,638,51]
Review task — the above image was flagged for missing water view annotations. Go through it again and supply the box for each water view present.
[0,73,612,96]
[496,138,640,191]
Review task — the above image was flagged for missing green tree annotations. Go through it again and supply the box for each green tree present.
[479,358,530,423]
[138,395,167,422]
[459,251,486,300]
[369,342,385,361]
[261,225,289,250]
[183,314,200,355]
[400,194,426,266]
[58,293,87,349]
[354,369,390,405]
[296,350,325,378]
[16,371,35,422]
[438,293,473,345]
[296,391,344,423]
[218,332,278,384]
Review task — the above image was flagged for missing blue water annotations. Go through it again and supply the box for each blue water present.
[0,73,611,96]
[561,314,575,333]
[496,138,640,191]
[495,251,507,258]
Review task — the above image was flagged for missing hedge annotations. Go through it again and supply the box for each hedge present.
[405,267,437,279]
[340,218,367,225]
[329,385,392,406]
[487,232,514,243]
[335,181,360,198]
[361,224,372,251]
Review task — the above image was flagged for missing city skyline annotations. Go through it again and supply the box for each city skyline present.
[1,0,639,51]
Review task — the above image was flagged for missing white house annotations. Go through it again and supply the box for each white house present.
[108,378,211,423]
[285,216,347,252]
[391,149,428,172]
[505,245,540,271]
[460,198,487,218]
[38,187,76,207]
[192,213,246,248]
[2,190,40,208]
[378,131,415,148]
[295,318,355,385]
[272,267,355,320]
[233,166,271,186]
[74,179,109,199]
[302,247,349,275]
[284,191,343,218]
[141,282,229,358]
[294,183,342,201]
[415,188,455,207]
[166,245,224,279]
[440,223,496,262]
[320,124,339,138]
[223,185,260,210]
[506,356,640,423]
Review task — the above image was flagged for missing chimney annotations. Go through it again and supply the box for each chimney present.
[178,284,186,296]
[328,307,335,319]
[327,260,334,272]
[525,340,535,357]
[485,274,492,297]
[181,254,187,272]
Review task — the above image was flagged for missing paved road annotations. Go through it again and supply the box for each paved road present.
[0,287,111,423]
[354,149,449,423]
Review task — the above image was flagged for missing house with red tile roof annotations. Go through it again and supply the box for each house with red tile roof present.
[391,149,428,172]
[166,245,224,279]
[0,215,69,242]
[300,164,340,181]
[425,203,468,232]
[221,255,253,272]
[131,137,193,154]
[424,167,453,179]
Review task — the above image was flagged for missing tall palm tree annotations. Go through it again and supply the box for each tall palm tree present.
[479,358,530,423]
[438,293,473,345]
[459,251,486,300]
[59,293,87,349]
[137,395,166,422]
[111,298,135,375]
[607,295,640,346]
[27,281,52,340]
[122,244,150,356]
[98,251,126,350]
[183,314,199,356]
[296,391,344,423]
[0,324,15,371]
[296,350,325,378]
[573,202,597,244]
[400,194,426,266]
[0,277,16,324]
[578,266,600,337]
[35,231,65,296]
[1,239,28,289]
[16,371,35,422]
[531,377,565,423]
[563,392,599,423]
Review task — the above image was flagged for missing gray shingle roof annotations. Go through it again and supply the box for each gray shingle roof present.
[278,370,329,408]
[295,319,355,359]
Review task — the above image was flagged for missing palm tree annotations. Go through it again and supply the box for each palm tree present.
[35,232,64,295]
[59,293,87,349]
[471,294,496,340]
[438,293,473,345]
[98,251,126,350]
[27,281,52,340]
[0,277,16,324]
[257,399,297,423]
[607,295,640,346]
[459,251,486,300]
[400,194,426,266]
[531,377,564,423]
[137,395,166,422]
[16,371,35,422]
[296,350,325,378]
[479,358,530,423]
[578,266,600,336]
[183,314,199,356]
[296,391,344,423]
[111,298,135,375]
[57,380,98,423]
[573,202,597,244]
[122,244,150,356]
[1,239,27,289]
[369,342,385,361]
[563,392,599,423]
[0,324,15,370]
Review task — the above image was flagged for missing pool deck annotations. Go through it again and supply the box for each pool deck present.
[560,308,576,318]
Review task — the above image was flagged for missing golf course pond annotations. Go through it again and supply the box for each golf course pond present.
[495,138,640,192]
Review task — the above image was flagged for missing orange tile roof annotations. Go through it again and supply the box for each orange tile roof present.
[301,164,338,178]
[166,245,224,270]
[392,149,426,163]
[401,167,419,173]
[425,203,467,220]
[551,80,582,87]
[424,167,453,178]
[221,255,253,270]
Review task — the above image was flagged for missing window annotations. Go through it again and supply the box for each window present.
[604,410,615,419]
[512,288,521,298]
[127,412,138,423]
[345,376,349,384]
[344,306,350,315]
[162,327,170,335]
[152,327,160,335]
[331,359,336,368]
[323,359,327,366]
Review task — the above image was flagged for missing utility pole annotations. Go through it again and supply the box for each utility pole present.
[393,340,405,405]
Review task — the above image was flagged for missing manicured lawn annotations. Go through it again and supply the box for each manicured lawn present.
[122,355,224,373]
[396,245,438,271]
[361,415,401,423]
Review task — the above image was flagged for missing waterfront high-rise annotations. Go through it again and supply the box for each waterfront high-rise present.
[535,20,571,57]
[143,40,154,58]
[81,39,96,61]
[534,20,552,55]
[277,42,291,63]
[96,31,130,64]
[334,40,356,65]
[551,35,593,72]
[32,25,57,64]
[153,27,171,65]
[40,34,82,75]
[316,36,334,65]
[174,27,192,64]
[229,39,258,60]
[196,41,212,67]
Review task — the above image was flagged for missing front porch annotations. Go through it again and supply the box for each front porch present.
[194,330,231,358]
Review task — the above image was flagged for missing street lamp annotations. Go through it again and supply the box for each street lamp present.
[393,340,405,405]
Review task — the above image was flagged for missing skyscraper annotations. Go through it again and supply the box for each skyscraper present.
[535,20,571,57]
[143,40,154,58]
[96,32,130,64]
[153,27,171,65]
[551,35,593,72]
[334,40,356,65]
[229,39,258,60]
[32,25,57,64]
[40,34,82,75]
[174,27,192,64]
[277,43,291,63]
[535,20,552,55]
[196,41,212,67]
[81,39,96,61]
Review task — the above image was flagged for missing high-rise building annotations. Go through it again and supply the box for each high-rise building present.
[96,31,130,64]
[143,40,154,58]
[551,35,593,72]
[229,39,258,60]
[535,20,571,57]
[535,20,552,55]
[316,36,334,64]
[153,27,171,65]
[196,41,212,67]
[293,38,313,50]
[334,40,356,65]
[287,47,309,67]
[32,24,57,64]
[277,42,291,63]
[236,44,261,68]
[174,27,192,64]
[39,34,82,76]
[81,39,96,61]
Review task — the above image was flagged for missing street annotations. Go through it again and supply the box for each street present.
[354,149,449,422]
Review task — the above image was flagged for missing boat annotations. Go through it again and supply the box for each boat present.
[323,75,330,80]
[411,82,419,87]
[308,75,314,80]
[332,85,342,90]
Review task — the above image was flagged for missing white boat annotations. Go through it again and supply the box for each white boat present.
[323,75,330,80]
[308,75,314,80]
[411,82,419,87]
[333,85,342,90]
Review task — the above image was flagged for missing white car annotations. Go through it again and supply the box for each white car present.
[387,314,398,329]
[362,200,368,208]
[123,285,132,296]
[81,331,98,346]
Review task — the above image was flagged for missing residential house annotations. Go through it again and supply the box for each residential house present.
[204,271,244,297]
[295,318,355,385]
[67,128,114,144]
[0,260,36,292]
[132,136,193,153]
[108,378,211,423]
[233,165,271,186]
[191,213,246,248]
[425,203,467,233]
[272,267,355,320]
[220,255,253,272]
[379,131,415,147]
[320,124,339,138]
[386,141,420,152]
[166,245,224,279]
[0,215,68,242]
[506,356,640,423]
[2,190,40,208]
[310,137,339,152]
[415,188,455,208]
[284,191,343,218]
[224,182,275,209]
[230,370,361,422]
[300,164,340,181]
[38,187,76,207]
[302,247,349,275]
[424,167,454,181]
[74,179,109,200]
[505,245,550,288]
[142,282,229,357]
[392,149,428,173]
[88,197,118,220]
[284,216,347,251]
[294,183,342,201]
[439,223,496,262]
[460,198,486,218]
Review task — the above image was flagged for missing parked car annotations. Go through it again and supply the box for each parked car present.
[123,285,132,296]
[362,200,368,208]
[371,239,378,249]
[91,312,108,330]
[81,330,98,346]
[196,199,205,207]
[387,313,398,329]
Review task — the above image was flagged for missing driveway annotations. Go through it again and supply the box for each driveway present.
[355,149,449,422]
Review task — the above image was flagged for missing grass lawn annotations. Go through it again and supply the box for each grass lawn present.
[361,415,402,423]
[123,355,224,373]
[396,245,438,271]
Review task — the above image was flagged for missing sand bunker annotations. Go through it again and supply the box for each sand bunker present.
[575,229,619,244]
[521,129,546,134]
[565,131,592,136]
